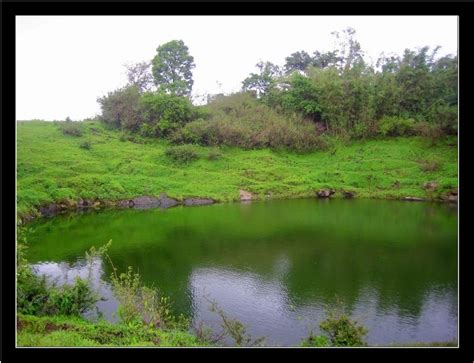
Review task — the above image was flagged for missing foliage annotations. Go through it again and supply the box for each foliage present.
[301,299,368,347]
[79,141,91,150]
[125,61,154,93]
[16,121,458,219]
[139,91,196,137]
[17,228,98,316]
[151,40,195,97]
[300,334,330,347]
[17,314,205,347]
[171,92,328,153]
[97,86,142,131]
[208,300,266,347]
[242,61,282,98]
[165,145,200,164]
[378,116,416,137]
[319,303,368,347]
[58,121,84,137]
[207,149,223,161]
[419,158,442,172]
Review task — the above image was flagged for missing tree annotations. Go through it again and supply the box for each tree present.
[97,86,143,131]
[125,61,154,93]
[312,51,341,70]
[151,40,195,97]
[242,61,282,98]
[284,51,313,74]
[331,27,365,72]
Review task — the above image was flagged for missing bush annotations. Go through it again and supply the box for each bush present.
[300,334,330,347]
[319,308,368,347]
[425,102,457,135]
[58,121,84,137]
[378,116,416,137]
[98,86,143,131]
[139,92,196,137]
[110,265,187,330]
[79,141,91,150]
[17,230,100,317]
[171,93,328,153]
[413,121,445,144]
[419,158,442,172]
[301,300,368,347]
[165,145,200,164]
[207,149,223,161]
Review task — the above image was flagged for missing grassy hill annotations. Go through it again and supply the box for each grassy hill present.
[17,120,458,220]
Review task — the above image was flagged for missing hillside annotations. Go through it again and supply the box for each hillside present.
[17,120,458,221]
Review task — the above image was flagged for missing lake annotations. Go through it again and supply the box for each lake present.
[24,198,458,346]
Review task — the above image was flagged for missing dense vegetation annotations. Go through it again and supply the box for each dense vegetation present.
[96,29,457,152]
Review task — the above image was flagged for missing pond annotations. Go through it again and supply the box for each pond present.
[24,198,458,346]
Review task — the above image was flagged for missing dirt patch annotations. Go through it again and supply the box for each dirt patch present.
[239,190,253,201]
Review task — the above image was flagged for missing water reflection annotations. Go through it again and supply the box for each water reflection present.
[31,257,457,346]
[26,198,457,346]
[32,258,119,322]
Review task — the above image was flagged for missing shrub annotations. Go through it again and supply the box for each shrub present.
[425,102,457,135]
[110,265,187,330]
[165,145,200,164]
[413,121,445,144]
[79,141,91,150]
[17,230,100,317]
[419,158,442,172]
[207,149,223,161]
[97,86,143,131]
[58,121,84,137]
[378,116,416,137]
[139,92,196,137]
[301,299,368,347]
[172,93,328,153]
[208,300,265,347]
[300,334,331,347]
[319,307,368,347]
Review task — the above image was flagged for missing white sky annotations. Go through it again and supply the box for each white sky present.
[16,16,458,121]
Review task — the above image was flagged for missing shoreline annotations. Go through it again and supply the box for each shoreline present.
[18,190,457,225]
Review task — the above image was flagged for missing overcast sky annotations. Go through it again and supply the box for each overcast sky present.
[16,16,458,121]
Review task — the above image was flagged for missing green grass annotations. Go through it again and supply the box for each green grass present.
[17,313,208,347]
[17,120,458,219]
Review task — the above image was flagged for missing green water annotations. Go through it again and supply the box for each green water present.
[25,198,458,346]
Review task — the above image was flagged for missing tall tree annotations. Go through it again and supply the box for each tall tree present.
[284,51,313,74]
[242,61,282,98]
[125,61,154,93]
[152,40,195,97]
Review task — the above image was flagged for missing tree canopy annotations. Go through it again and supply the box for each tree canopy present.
[152,40,195,97]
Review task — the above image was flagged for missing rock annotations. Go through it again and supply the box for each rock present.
[183,198,214,206]
[266,191,273,199]
[132,196,161,209]
[403,197,424,202]
[239,190,253,201]
[117,200,133,208]
[446,187,458,203]
[317,189,335,198]
[77,199,90,209]
[342,191,356,198]
[423,181,438,191]
[39,203,58,217]
[447,194,458,203]
[158,193,179,209]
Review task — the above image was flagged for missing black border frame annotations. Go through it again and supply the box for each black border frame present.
[2,1,473,360]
